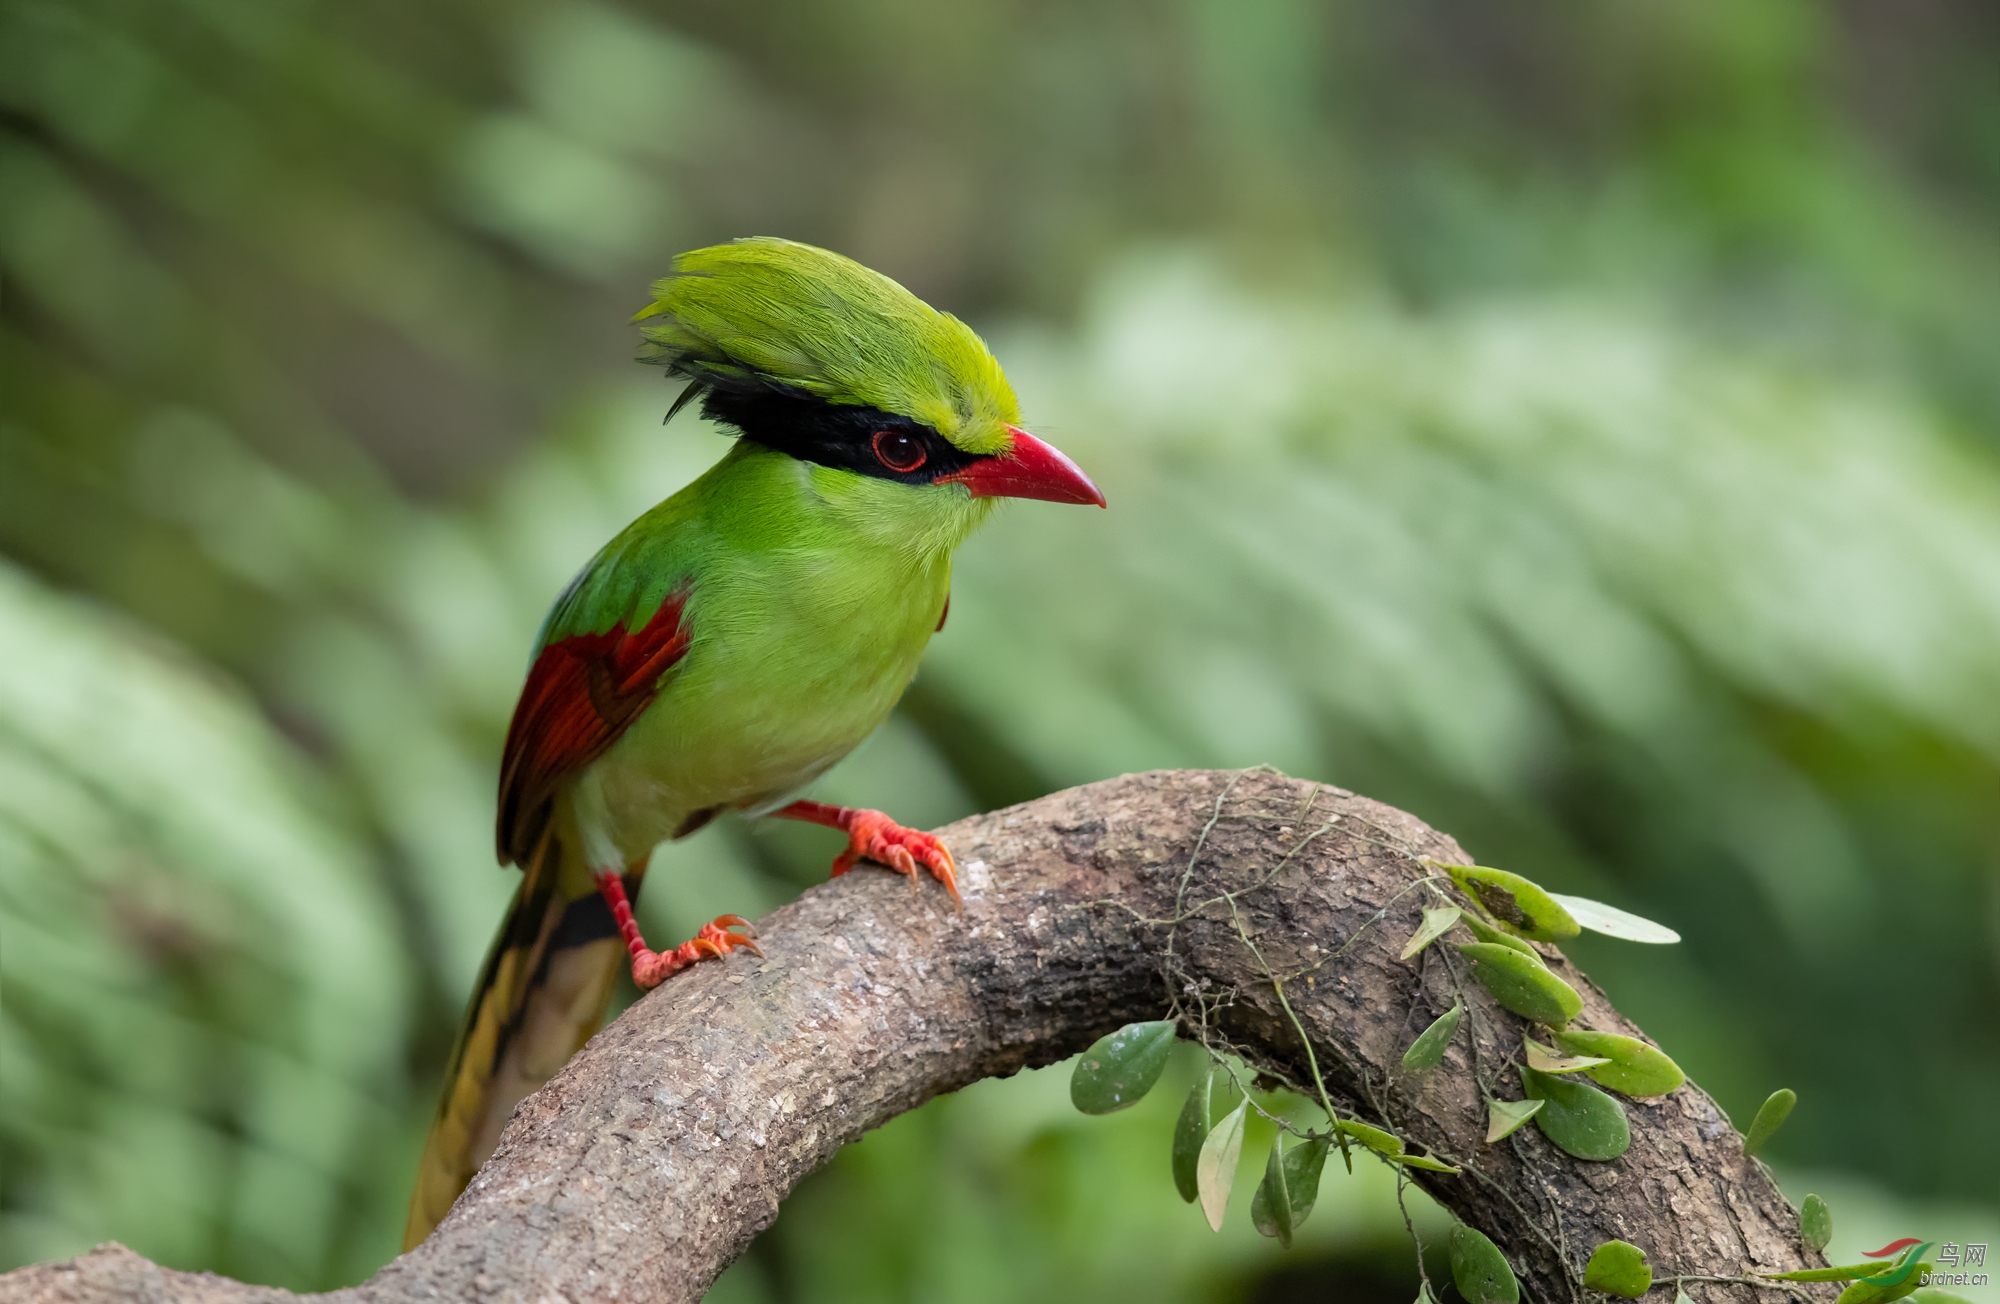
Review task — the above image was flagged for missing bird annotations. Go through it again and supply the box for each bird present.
[402,237,1105,1249]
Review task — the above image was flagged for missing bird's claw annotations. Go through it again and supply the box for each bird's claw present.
[629,913,761,989]
[831,808,961,904]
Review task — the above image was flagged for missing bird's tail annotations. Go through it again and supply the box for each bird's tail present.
[402,830,632,1250]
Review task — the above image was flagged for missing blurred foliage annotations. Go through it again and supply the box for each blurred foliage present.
[4,0,2000,1299]
[0,562,409,1284]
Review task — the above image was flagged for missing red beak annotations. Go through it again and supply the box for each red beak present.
[939,426,1106,507]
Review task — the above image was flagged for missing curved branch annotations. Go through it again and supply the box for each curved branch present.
[1,770,1824,1304]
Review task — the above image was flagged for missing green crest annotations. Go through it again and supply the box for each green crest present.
[636,238,1018,454]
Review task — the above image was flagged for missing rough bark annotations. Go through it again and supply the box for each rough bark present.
[1,769,1824,1304]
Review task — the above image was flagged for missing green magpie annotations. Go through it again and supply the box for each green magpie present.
[404,237,1104,1247]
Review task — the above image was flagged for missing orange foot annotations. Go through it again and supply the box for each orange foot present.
[770,800,960,903]
[595,872,761,990]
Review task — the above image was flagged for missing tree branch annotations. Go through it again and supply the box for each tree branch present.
[0,770,1824,1304]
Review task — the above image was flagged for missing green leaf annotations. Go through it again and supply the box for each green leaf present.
[1070,1020,1176,1114]
[1485,1097,1544,1143]
[1171,1073,1213,1203]
[1548,893,1681,943]
[1459,910,1544,958]
[1523,1037,1610,1074]
[1197,1098,1249,1231]
[1764,1264,1897,1283]
[1402,1002,1463,1074]
[1459,943,1583,1025]
[1675,1290,1695,1304]
[1416,1284,1437,1304]
[1251,1136,1330,1247]
[1743,1088,1796,1156]
[1401,906,1463,960]
[1550,1029,1687,1097]
[1251,1141,1296,1247]
[1838,1265,1933,1304]
[1799,1193,1832,1253]
[1773,1244,1932,1300]
[1336,1118,1404,1156]
[1287,1135,1332,1216]
[1521,1065,1631,1160]
[1326,1118,1457,1171]
[1440,863,1581,941]
[1585,1240,1653,1297]
[1449,1223,1521,1304]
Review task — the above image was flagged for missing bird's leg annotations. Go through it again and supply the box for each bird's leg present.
[593,871,760,990]
[768,800,960,903]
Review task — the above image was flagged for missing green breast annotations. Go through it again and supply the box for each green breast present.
[578,445,959,861]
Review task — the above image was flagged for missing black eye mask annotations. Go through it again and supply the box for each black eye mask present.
[694,382,989,486]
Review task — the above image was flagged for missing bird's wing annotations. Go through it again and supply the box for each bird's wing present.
[407,557,696,1250]
[495,561,694,868]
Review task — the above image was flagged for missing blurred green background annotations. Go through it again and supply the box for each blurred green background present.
[4,0,1999,1298]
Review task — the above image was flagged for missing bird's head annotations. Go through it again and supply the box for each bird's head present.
[635,238,1103,547]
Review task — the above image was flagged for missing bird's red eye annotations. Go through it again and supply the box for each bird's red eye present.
[872,429,927,473]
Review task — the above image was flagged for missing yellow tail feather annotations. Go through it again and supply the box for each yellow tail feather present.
[402,832,628,1250]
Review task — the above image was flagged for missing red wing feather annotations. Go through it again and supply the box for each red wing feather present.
[496,586,691,865]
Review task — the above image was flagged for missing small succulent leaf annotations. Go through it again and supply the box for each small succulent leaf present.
[1548,893,1681,943]
[1395,1151,1462,1173]
[1522,1065,1631,1160]
[1197,1098,1249,1232]
[1585,1240,1653,1297]
[1743,1088,1796,1156]
[1403,1003,1464,1074]
[1172,1074,1213,1203]
[1675,1291,1695,1304]
[1070,1020,1177,1114]
[1800,1193,1832,1253]
[1459,943,1583,1025]
[1449,1223,1521,1304]
[1550,1029,1687,1097]
[1251,1141,1295,1246]
[1336,1118,1405,1157]
[1443,864,1581,941]
[1460,910,1543,958]
[1402,906,1463,960]
[1523,1037,1611,1074]
[1485,1097,1545,1143]
[1416,1285,1437,1304]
